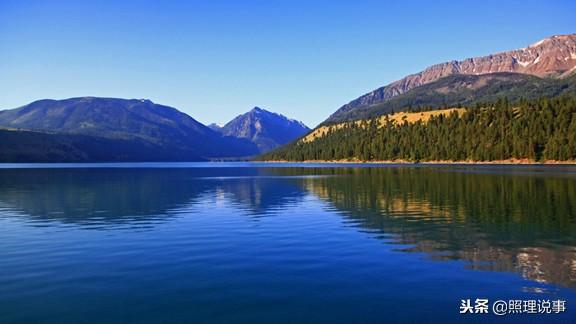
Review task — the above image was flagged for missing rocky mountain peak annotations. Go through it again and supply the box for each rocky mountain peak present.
[219,107,310,153]
[328,33,576,122]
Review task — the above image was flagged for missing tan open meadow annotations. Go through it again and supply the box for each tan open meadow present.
[302,108,465,143]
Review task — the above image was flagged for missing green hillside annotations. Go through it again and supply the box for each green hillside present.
[261,96,576,162]
[0,128,206,162]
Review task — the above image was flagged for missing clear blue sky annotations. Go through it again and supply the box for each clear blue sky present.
[1,0,575,127]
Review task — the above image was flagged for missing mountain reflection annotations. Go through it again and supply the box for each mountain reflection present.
[0,169,207,227]
[283,167,576,289]
[0,166,575,289]
[211,177,306,216]
[0,168,306,226]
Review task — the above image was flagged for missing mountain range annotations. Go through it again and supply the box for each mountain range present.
[1,33,575,162]
[326,34,576,123]
[0,98,308,162]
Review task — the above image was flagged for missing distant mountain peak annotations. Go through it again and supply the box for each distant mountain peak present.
[248,106,306,126]
[208,123,223,131]
[220,107,310,153]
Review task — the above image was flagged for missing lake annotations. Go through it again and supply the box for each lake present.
[1,163,575,323]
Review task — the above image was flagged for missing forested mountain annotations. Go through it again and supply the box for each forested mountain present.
[0,128,208,162]
[327,73,576,123]
[216,107,310,153]
[260,96,576,162]
[0,97,259,161]
[260,34,576,163]
[327,34,576,123]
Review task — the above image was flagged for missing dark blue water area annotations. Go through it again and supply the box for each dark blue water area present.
[0,163,575,323]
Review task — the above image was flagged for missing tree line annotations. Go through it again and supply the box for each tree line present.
[260,96,576,162]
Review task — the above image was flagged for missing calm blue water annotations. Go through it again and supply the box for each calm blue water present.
[1,163,575,323]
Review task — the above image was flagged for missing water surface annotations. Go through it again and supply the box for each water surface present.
[1,163,575,323]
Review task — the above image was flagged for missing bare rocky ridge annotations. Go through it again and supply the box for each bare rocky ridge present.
[328,34,576,122]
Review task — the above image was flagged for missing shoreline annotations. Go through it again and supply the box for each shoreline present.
[256,159,576,165]
[0,159,575,165]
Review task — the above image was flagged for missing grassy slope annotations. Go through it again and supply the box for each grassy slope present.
[303,108,465,143]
